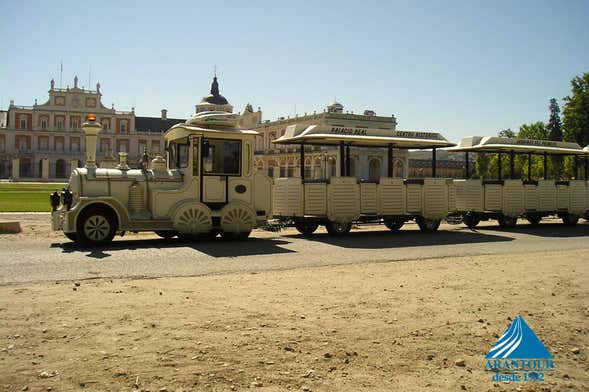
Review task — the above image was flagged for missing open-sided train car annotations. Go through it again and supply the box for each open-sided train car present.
[449,136,589,228]
[271,123,456,236]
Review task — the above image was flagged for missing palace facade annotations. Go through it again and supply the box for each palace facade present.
[0,75,411,181]
[0,77,183,180]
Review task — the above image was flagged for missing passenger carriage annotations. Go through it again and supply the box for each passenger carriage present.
[271,123,456,236]
[448,136,589,228]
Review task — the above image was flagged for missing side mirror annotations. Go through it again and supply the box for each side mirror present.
[202,140,210,158]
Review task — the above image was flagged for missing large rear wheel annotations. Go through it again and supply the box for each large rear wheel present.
[294,219,319,236]
[77,206,117,247]
[325,221,352,237]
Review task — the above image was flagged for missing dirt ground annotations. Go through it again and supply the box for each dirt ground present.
[0,242,588,391]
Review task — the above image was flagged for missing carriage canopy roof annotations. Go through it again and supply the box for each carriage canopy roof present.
[164,123,259,141]
[273,124,455,148]
[447,136,587,155]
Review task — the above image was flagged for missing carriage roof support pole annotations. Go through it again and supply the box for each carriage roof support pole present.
[543,152,548,179]
[465,151,470,179]
[509,150,515,180]
[528,152,532,182]
[585,157,588,180]
[573,155,578,179]
[300,143,305,180]
[387,144,393,177]
[432,147,437,178]
[339,141,345,177]
[345,144,351,176]
[497,153,502,180]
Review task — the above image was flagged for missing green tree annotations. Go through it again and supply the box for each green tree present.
[547,98,564,178]
[517,121,547,140]
[475,153,490,179]
[563,72,589,147]
[498,128,516,138]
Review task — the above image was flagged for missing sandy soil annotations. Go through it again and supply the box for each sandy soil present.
[0,247,587,392]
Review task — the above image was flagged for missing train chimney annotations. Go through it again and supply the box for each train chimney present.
[81,114,101,169]
[161,109,167,120]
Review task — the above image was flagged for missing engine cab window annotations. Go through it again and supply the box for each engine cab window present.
[168,138,189,169]
[203,139,241,176]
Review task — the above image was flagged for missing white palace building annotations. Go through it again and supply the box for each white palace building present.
[0,75,410,181]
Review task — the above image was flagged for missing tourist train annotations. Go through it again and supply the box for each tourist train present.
[50,112,589,246]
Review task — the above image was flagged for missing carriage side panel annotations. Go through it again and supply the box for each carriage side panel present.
[377,178,406,216]
[360,183,378,215]
[537,180,556,211]
[502,180,524,217]
[272,178,303,217]
[327,177,360,221]
[304,183,327,216]
[423,179,449,219]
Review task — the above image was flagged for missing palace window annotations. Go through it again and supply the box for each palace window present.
[19,118,27,129]
[56,119,64,129]
[120,122,127,133]
[70,118,80,129]
[41,118,47,129]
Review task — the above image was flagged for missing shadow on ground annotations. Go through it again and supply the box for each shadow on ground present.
[477,220,589,238]
[282,226,513,249]
[52,237,295,259]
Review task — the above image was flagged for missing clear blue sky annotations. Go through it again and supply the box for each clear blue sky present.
[1,0,588,140]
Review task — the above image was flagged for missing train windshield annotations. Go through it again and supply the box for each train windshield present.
[203,138,241,176]
[168,138,189,169]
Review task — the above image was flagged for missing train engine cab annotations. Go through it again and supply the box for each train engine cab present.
[50,112,272,246]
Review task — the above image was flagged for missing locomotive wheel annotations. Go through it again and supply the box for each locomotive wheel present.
[416,217,441,232]
[64,232,78,243]
[220,203,256,235]
[77,206,117,247]
[173,203,212,235]
[498,215,517,228]
[155,230,177,239]
[462,213,480,229]
[294,219,319,236]
[325,221,352,237]
[384,219,404,231]
[526,215,542,225]
[562,214,579,226]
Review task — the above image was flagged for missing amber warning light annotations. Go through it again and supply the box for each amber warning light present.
[86,114,96,122]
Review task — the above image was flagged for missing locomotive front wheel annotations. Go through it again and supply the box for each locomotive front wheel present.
[294,219,319,236]
[325,221,352,237]
[416,218,441,232]
[76,207,117,247]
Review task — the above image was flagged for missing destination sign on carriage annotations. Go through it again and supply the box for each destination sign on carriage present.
[274,124,454,148]
[448,136,587,155]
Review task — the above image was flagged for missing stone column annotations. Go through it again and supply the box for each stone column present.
[11,157,19,180]
[42,158,49,180]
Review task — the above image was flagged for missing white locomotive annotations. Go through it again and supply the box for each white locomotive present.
[51,112,272,246]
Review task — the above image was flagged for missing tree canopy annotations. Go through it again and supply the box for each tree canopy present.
[563,71,589,147]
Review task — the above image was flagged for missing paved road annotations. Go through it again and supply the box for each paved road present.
[1,217,589,284]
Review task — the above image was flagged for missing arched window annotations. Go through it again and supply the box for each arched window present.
[40,118,48,129]
[369,159,381,180]
[55,159,67,178]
